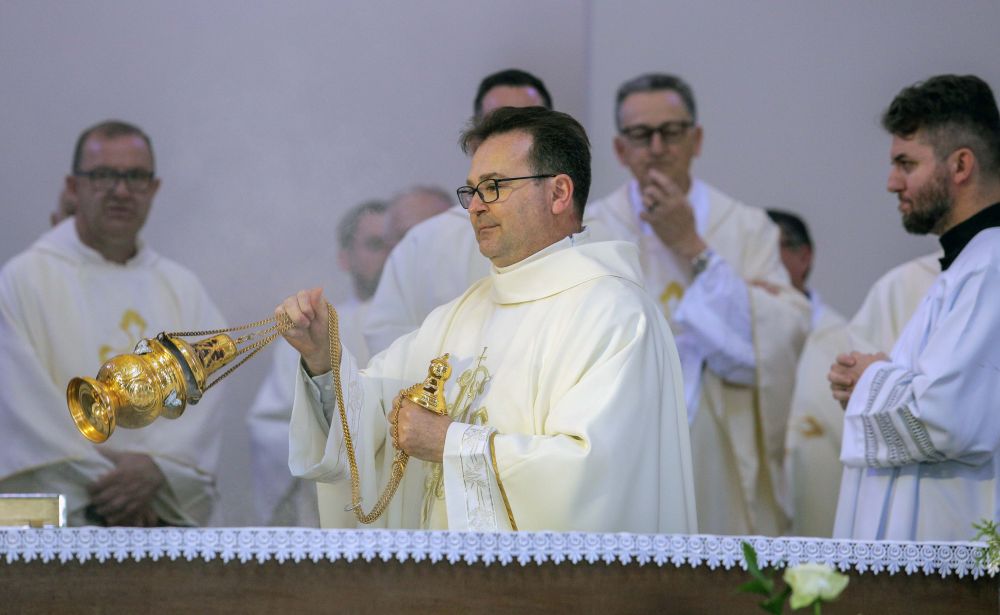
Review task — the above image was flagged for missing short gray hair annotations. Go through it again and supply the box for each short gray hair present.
[615,73,697,129]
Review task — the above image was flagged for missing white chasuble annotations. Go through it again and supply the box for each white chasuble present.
[587,181,810,536]
[835,231,1000,541]
[0,219,226,526]
[784,253,938,537]
[288,232,697,533]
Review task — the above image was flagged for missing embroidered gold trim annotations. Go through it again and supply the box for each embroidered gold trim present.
[488,431,518,531]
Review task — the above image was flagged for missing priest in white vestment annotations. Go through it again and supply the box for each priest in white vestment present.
[586,73,810,536]
[0,121,225,526]
[785,253,938,536]
[364,69,553,355]
[281,107,697,532]
[831,74,1000,541]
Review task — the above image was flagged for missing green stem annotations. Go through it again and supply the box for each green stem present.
[813,602,822,615]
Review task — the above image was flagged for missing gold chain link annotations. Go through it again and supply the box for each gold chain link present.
[324,303,408,524]
[166,314,283,339]
[167,314,295,392]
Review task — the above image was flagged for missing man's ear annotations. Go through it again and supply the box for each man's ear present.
[550,174,575,216]
[691,124,704,158]
[613,135,628,167]
[148,176,162,200]
[950,147,975,185]
[65,174,78,198]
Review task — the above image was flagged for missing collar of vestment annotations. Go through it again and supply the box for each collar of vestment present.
[490,228,645,305]
[34,216,153,268]
[938,201,1000,271]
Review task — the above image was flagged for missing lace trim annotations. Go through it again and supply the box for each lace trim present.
[0,529,989,577]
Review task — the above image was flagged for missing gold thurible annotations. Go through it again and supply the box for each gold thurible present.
[67,315,291,443]
[66,302,452,526]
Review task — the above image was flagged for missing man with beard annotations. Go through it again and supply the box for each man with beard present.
[0,120,226,526]
[829,74,1000,540]
[587,73,810,535]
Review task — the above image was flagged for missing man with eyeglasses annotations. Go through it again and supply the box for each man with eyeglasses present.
[364,69,553,355]
[0,120,226,527]
[587,74,810,536]
[278,107,696,533]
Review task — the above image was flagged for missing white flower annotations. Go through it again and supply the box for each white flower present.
[783,563,849,610]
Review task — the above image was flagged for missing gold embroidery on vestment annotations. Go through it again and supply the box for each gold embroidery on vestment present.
[420,347,492,526]
[799,416,825,438]
[99,309,148,363]
[659,282,684,318]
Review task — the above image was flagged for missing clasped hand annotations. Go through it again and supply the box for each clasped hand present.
[87,449,165,527]
[828,351,888,409]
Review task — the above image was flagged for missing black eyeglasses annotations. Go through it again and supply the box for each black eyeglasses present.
[619,121,694,147]
[74,167,156,193]
[456,174,556,210]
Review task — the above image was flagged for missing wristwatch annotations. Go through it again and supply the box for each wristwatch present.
[690,247,714,278]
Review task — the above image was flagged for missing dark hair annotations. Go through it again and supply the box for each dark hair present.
[474,69,553,117]
[72,120,155,173]
[460,107,590,219]
[766,209,812,249]
[882,74,1000,176]
[337,200,388,250]
[615,73,697,130]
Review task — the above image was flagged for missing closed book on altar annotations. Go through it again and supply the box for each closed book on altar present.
[0,493,66,527]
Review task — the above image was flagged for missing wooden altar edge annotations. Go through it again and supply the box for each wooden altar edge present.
[1,552,996,614]
[3,528,997,612]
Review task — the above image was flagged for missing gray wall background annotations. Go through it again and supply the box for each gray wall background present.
[1,0,997,527]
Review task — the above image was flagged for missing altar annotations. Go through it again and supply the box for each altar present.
[1,529,995,614]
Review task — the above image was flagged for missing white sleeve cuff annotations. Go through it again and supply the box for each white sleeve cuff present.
[441,422,512,531]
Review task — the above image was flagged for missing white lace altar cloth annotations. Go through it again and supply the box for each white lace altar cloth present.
[0,529,990,578]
